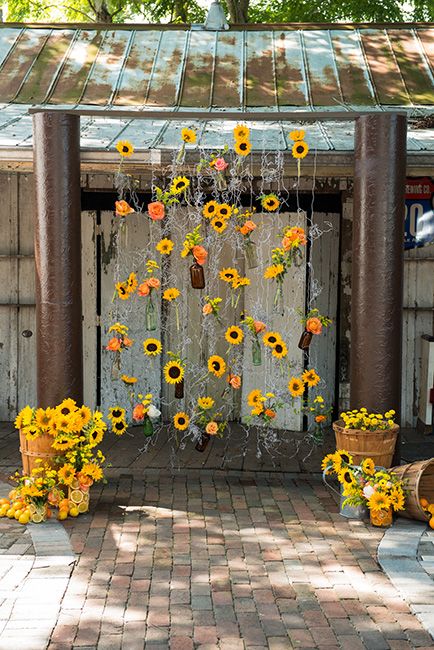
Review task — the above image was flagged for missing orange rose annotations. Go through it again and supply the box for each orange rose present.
[239,225,249,236]
[115,200,134,217]
[123,336,133,348]
[264,409,276,419]
[133,403,145,421]
[148,201,165,221]
[206,421,218,435]
[106,337,121,351]
[192,245,208,266]
[228,374,241,389]
[137,282,150,297]
[282,236,292,251]
[306,317,322,335]
[76,473,93,489]
[147,277,160,289]
[254,320,266,334]
[244,220,256,232]
[203,304,213,315]
[315,414,326,423]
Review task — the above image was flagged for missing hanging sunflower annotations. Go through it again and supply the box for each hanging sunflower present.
[263,332,282,348]
[247,389,263,407]
[170,176,190,195]
[261,194,280,212]
[208,355,226,378]
[272,341,288,359]
[115,282,130,300]
[225,326,244,345]
[164,360,184,384]
[211,217,228,233]
[292,141,309,159]
[219,267,239,283]
[121,374,137,385]
[112,419,127,436]
[143,338,162,356]
[162,288,180,301]
[198,397,215,410]
[127,272,138,292]
[156,238,174,255]
[116,140,134,157]
[234,140,251,156]
[173,412,190,431]
[217,203,232,219]
[288,377,304,397]
[181,128,196,143]
[203,200,219,219]
[233,124,250,140]
[108,406,126,423]
[302,368,320,387]
[289,129,305,142]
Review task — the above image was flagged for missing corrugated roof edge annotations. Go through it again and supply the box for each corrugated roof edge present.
[0,22,433,30]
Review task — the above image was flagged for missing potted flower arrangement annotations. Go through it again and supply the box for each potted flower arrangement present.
[322,450,406,526]
[246,389,283,424]
[333,408,399,469]
[6,462,61,523]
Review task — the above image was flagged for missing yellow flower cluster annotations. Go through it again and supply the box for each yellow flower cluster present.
[340,407,396,431]
[115,272,138,300]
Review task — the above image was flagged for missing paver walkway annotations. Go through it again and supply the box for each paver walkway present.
[1,471,433,649]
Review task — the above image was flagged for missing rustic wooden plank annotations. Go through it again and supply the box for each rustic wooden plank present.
[17,307,36,411]
[82,210,97,409]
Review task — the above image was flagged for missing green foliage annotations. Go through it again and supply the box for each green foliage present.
[5,0,433,23]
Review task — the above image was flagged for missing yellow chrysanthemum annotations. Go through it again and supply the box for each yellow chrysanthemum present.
[181,127,196,143]
[288,377,304,398]
[234,124,250,140]
[174,412,190,431]
[156,238,174,255]
[272,341,288,359]
[203,200,219,219]
[58,463,76,486]
[264,264,284,279]
[368,491,391,512]
[247,389,263,407]
[208,355,226,378]
[289,129,305,142]
[263,332,281,348]
[143,338,162,356]
[198,397,215,410]
[211,217,228,233]
[164,360,184,384]
[121,374,138,385]
[234,140,251,156]
[163,287,180,302]
[361,458,375,476]
[292,141,309,159]
[116,140,134,157]
[170,176,190,195]
[108,406,126,422]
[225,326,244,345]
[302,369,320,387]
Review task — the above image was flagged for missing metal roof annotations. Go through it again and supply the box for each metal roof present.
[0,24,433,155]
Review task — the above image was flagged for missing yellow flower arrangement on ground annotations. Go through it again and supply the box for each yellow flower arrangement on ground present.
[339,408,397,431]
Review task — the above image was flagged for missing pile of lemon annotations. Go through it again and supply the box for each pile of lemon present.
[0,496,31,524]
[420,497,434,528]
[0,490,80,524]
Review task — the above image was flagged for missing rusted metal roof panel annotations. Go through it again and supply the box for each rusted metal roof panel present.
[180,31,216,108]
[0,27,23,68]
[212,32,243,108]
[0,28,52,100]
[113,30,161,105]
[360,30,411,105]
[245,31,277,107]
[302,31,342,107]
[146,30,188,106]
[330,31,374,106]
[274,31,307,107]
[388,30,434,105]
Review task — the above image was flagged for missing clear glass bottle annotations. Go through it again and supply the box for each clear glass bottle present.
[245,240,258,269]
[252,338,262,366]
[111,350,121,381]
[190,262,205,289]
[146,297,157,331]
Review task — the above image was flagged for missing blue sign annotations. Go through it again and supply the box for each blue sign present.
[405,177,434,250]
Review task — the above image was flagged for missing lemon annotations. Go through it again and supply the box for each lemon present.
[18,512,30,525]
[14,509,23,520]
[429,516,434,530]
[77,501,89,514]
[69,490,83,504]
[31,513,44,524]
[0,498,10,506]
[57,509,68,521]
[69,506,79,517]
[6,508,15,518]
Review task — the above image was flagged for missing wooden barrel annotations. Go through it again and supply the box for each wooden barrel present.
[391,458,434,522]
[19,430,56,475]
[333,420,399,468]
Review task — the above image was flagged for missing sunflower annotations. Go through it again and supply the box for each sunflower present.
[272,341,288,359]
[58,463,76,486]
[108,406,126,422]
[112,419,127,436]
[57,398,77,417]
[143,338,162,356]
[233,124,250,140]
[74,405,92,428]
[198,396,215,410]
[217,203,232,219]
[234,140,251,156]
[55,414,76,434]
[121,374,138,385]
[219,267,239,283]
[264,264,284,279]
[302,369,320,387]
[127,272,138,292]
[211,217,228,233]
[321,453,335,474]
[116,140,134,157]
[338,467,356,486]
[181,127,196,143]
[115,282,129,300]
[261,194,280,212]
[89,428,104,446]
[170,176,190,195]
[389,489,405,511]
[51,436,77,451]
[263,332,281,348]
[361,458,375,476]
[203,200,219,219]
[232,276,250,289]
[288,377,304,397]
[81,462,103,481]
[174,412,190,431]
[34,408,52,430]
[22,426,40,441]
[16,405,34,429]
[163,288,180,301]
[292,141,309,159]
[247,389,263,407]
[208,355,226,377]
[225,326,244,345]
[156,238,174,255]
[368,492,391,512]
[289,129,305,142]
[333,449,353,470]
[164,360,184,384]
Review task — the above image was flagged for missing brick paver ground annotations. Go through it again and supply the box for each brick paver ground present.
[30,470,434,649]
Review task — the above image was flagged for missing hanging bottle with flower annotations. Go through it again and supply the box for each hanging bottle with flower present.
[181,225,208,289]
[138,260,161,331]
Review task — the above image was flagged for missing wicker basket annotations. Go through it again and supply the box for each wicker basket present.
[332,420,399,468]
[19,430,56,475]
[391,459,434,522]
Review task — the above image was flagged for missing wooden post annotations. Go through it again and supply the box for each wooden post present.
[351,113,407,463]
[33,112,83,407]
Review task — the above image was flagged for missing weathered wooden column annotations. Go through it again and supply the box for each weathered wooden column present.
[33,112,83,406]
[351,113,407,462]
